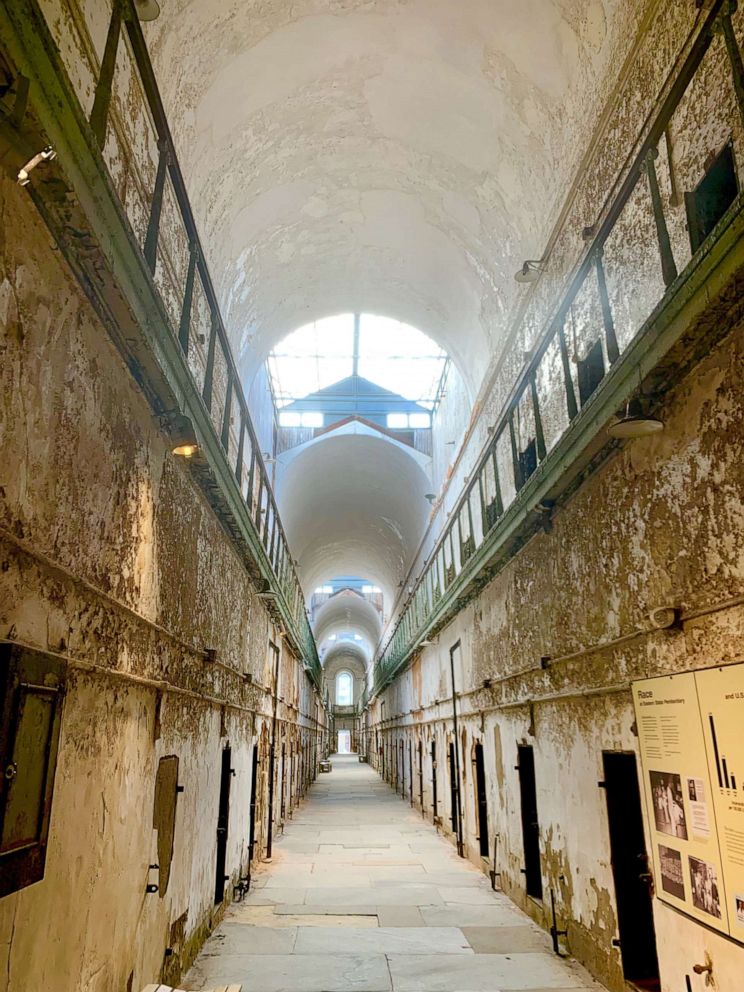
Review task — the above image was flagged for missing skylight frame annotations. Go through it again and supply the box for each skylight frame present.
[267,313,449,412]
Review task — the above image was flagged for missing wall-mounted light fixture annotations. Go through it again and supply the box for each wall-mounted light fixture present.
[135,0,161,20]
[514,259,547,284]
[607,400,663,439]
[168,413,200,458]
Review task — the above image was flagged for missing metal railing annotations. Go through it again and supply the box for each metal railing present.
[8,0,321,681]
[374,0,744,692]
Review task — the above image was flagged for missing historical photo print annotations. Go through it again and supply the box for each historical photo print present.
[658,844,685,900]
[689,856,721,919]
[650,770,688,840]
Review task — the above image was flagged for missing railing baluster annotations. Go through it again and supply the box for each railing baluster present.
[508,413,522,492]
[530,374,547,462]
[645,147,678,288]
[178,242,198,353]
[144,139,169,273]
[202,316,218,411]
[719,2,744,127]
[235,416,246,486]
[89,0,122,148]
[595,249,620,364]
[557,322,579,420]
[221,372,233,451]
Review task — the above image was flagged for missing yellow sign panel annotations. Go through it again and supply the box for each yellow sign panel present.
[633,661,744,943]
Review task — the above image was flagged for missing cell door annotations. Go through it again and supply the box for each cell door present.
[448,742,459,833]
[473,742,489,857]
[214,745,232,904]
[418,740,424,812]
[517,745,542,899]
[431,739,438,821]
[603,752,660,990]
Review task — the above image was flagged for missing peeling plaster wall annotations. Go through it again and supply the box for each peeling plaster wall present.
[0,174,325,992]
[369,321,744,992]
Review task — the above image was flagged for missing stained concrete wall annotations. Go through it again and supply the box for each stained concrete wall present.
[370,320,744,992]
[0,173,325,992]
[367,3,744,989]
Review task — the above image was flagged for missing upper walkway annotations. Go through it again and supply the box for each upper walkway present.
[184,755,601,992]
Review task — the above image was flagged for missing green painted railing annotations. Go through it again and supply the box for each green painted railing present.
[374,0,744,693]
[1,0,321,683]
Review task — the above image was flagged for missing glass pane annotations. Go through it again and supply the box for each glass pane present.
[336,672,353,706]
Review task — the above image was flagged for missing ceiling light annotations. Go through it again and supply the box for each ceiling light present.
[514,259,545,284]
[134,0,161,20]
[169,414,199,458]
[607,402,664,439]
[424,493,437,504]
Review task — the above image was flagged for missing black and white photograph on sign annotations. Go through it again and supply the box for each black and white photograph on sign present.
[736,895,744,927]
[689,856,721,919]
[658,844,685,899]
[650,770,688,840]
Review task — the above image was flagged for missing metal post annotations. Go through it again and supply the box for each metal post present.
[529,373,546,462]
[508,413,522,491]
[202,316,218,411]
[557,322,579,420]
[719,2,744,128]
[220,372,232,451]
[89,0,122,148]
[143,139,169,272]
[178,241,198,353]
[594,249,620,364]
[644,147,678,288]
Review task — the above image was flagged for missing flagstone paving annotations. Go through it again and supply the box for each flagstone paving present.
[183,755,605,992]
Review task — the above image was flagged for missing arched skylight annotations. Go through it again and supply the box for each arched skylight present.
[268,314,448,410]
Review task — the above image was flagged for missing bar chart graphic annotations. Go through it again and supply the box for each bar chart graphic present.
[709,713,739,791]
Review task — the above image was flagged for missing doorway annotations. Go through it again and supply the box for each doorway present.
[517,744,542,899]
[448,742,460,836]
[418,740,424,812]
[603,752,660,991]
[214,745,232,904]
[431,739,438,821]
[473,742,489,857]
[337,730,351,753]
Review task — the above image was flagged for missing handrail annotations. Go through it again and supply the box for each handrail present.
[373,0,743,692]
[11,0,321,682]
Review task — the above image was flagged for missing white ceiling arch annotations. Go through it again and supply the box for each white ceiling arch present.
[276,430,431,606]
[147,0,644,393]
[314,591,382,659]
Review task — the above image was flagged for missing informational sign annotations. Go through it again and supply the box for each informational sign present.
[632,662,744,943]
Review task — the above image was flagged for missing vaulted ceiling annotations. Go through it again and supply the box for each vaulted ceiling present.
[148,0,644,642]
[149,0,641,392]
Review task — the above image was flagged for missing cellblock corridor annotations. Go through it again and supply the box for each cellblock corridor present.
[1,1,744,991]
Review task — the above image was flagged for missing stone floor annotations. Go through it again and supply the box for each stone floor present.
[183,755,605,992]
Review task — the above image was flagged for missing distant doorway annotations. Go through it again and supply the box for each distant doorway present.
[517,744,542,900]
[603,751,660,991]
[214,745,232,904]
[337,730,351,753]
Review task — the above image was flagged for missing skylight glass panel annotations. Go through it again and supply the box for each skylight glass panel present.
[358,314,446,407]
[268,314,354,406]
[267,312,448,409]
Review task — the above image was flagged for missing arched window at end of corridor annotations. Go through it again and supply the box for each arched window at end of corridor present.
[335,670,354,706]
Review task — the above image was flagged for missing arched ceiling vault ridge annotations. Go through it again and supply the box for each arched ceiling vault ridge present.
[147,0,645,394]
[313,592,382,651]
[276,432,432,608]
